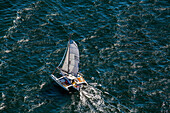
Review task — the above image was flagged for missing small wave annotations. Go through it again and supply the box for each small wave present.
[17,39,29,43]
[28,102,45,112]
[4,50,11,53]
[40,82,46,89]
[0,103,6,111]
[0,93,6,110]
[0,60,6,67]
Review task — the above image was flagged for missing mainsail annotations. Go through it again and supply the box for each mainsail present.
[61,40,79,76]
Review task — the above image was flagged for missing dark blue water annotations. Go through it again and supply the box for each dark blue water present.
[0,0,169,112]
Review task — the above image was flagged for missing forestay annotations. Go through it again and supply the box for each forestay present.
[61,40,79,76]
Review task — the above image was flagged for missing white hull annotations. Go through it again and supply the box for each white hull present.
[50,74,70,91]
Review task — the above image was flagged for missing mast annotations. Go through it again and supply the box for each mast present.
[68,36,71,74]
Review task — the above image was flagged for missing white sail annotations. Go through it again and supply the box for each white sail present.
[61,40,79,76]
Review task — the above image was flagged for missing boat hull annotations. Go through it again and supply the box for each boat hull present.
[50,73,87,92]
[50,74,70,91]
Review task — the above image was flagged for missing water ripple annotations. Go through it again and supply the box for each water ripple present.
[0,0,169,112]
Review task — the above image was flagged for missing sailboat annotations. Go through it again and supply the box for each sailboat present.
[50,39,88,92]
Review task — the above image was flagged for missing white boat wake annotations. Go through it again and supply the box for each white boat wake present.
[67,83,131,113]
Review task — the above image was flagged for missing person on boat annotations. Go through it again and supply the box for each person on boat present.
[71,79,75,84]
[65,79,68,84]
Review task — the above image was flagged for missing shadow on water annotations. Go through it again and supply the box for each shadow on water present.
[34,81,73,113]
[40,81,71,96]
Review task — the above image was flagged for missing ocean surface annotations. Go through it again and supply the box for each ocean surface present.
[0,0,169,112]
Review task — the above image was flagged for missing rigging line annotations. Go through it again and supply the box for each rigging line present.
[57,46,68,68]
[52,66,59,75]
[51,36,72,75]
[61,25,71,37]
[58,67,69,74]
[61,24,75,39]
[52,39,69,75]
